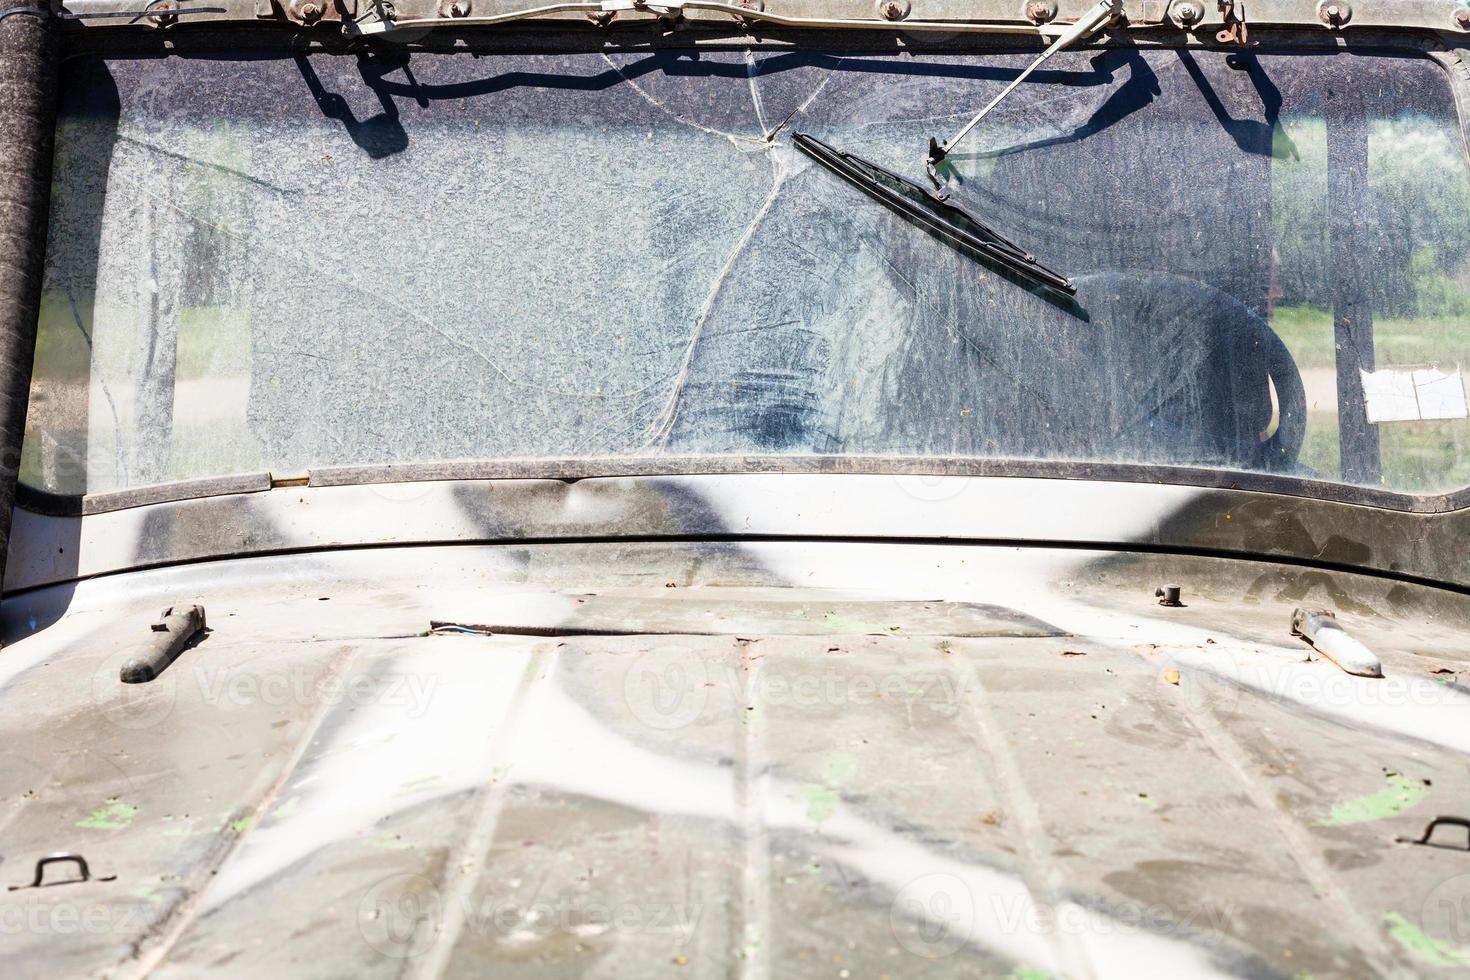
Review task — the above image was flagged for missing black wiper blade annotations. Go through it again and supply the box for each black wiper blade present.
[792,132,1075,297]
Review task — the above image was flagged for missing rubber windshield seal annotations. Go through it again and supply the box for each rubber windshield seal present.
[15,457,1470,516]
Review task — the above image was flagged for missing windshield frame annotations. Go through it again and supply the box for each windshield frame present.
[24,23,1470,517]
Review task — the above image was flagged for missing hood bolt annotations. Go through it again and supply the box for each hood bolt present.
[1172,0,1201,23]
[880,0,906,20]
[1318,0,1350,25]
[1456,7,1470,28]
[1024,0,1056,22]
[1155,585,1185,608]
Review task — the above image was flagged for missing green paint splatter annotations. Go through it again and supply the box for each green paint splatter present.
[230,815,255,833]
[804,752,856,827]
[1384,912,1470,968]
[76,800,137,830]
[1009,969,1051,980]
[805,787,838,826]
[1314,771,1426,826]
[822,752,857,785]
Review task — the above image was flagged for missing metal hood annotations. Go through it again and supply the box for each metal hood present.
[3,538,1469,978]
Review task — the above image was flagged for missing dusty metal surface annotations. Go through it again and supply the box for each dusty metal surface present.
[1,539,1469,978]
[10,473,1470,593]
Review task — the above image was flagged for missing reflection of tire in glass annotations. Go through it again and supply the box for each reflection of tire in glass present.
[1065,271,1306,471]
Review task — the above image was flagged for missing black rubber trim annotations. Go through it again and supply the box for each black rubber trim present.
[16,471,272,516]
[304,456,1470,514]
[15,456,1470,515]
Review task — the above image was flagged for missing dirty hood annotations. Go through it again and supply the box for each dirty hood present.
[2,540,1469,979]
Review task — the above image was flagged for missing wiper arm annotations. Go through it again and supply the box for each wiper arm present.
[793,132,1074,296]
[926,0,1121,184]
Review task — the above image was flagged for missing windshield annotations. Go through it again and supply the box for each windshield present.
[23,40,1470,497]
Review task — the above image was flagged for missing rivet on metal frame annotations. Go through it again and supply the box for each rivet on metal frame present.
[879,0,910,20]
[289,0,325,21]
[1023,0,1056,23]
[1171,0,1203,25]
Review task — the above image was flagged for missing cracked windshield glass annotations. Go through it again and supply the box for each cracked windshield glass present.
[23,43,1470,496]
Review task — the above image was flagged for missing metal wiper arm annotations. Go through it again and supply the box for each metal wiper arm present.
[926,0,1121,183]
[793,132,1074,296]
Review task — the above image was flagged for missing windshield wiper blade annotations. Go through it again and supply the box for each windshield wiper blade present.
[793,132,1075,296]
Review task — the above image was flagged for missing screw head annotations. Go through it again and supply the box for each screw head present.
[1024,0,1056,22]
[449,0,468,13]
[1173,0,1201,23]
[1456,6,1470,28]
[880,0,905,19]
[297,0,321,18]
